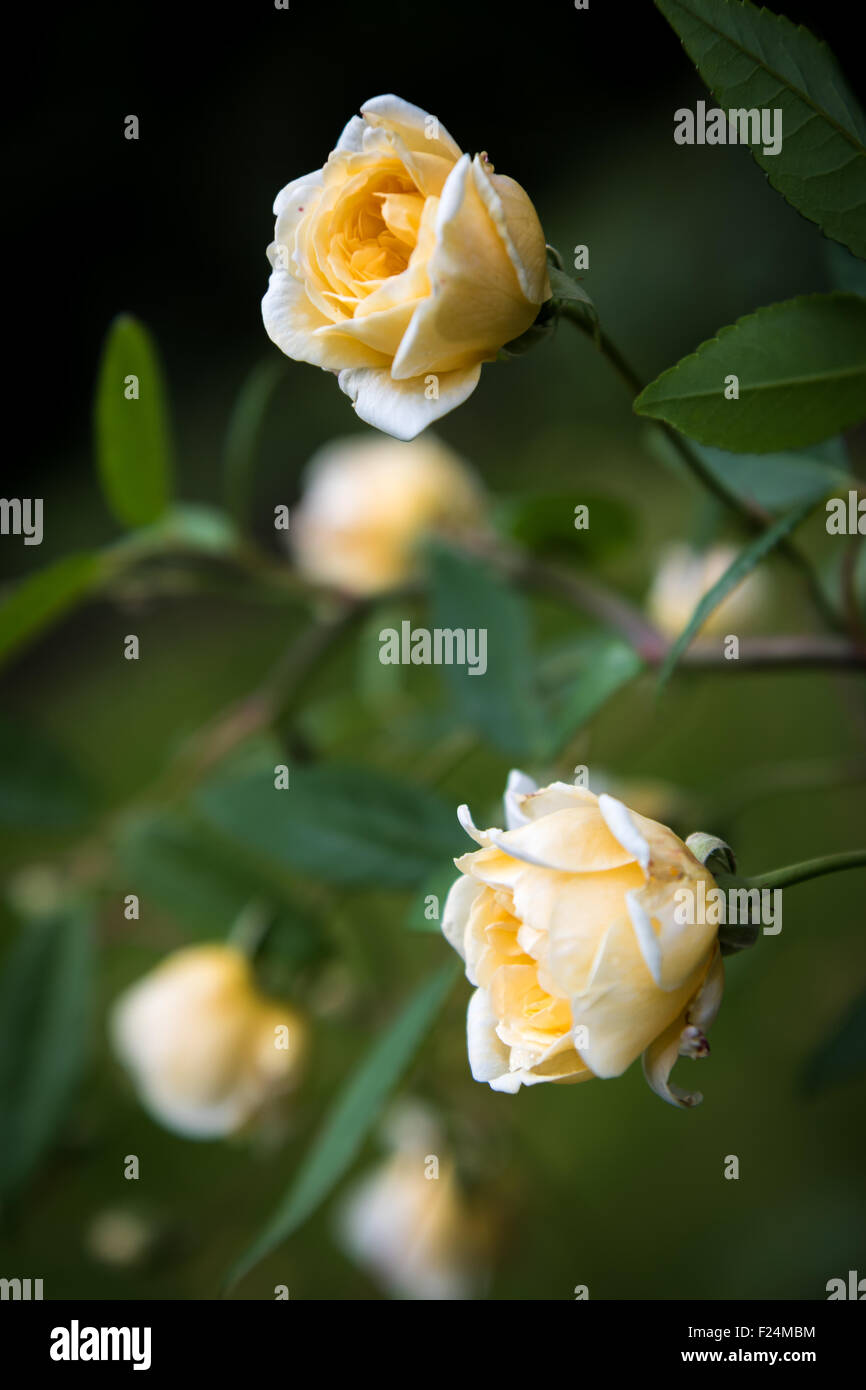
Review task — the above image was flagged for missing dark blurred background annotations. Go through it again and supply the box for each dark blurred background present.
[9,0,865,532]
[2,0,865,1300]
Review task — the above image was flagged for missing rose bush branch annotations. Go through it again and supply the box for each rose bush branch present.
[681,634,866,672]
[469,534,866,672]
[58,597,373,901]
[140,597,369,805]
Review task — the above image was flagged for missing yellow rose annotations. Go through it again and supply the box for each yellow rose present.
[442,772,724,1106]
[263,95,550,440]
[110,945,306,1138]
[291,432,483,595]
[336,1101,489,1300]
[647,543,766,638]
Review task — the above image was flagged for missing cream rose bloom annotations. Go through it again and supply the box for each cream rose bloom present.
[442,772,724,1107]
[263,95,550,440]
[336,1102,487,1300]
[110,945,306,1138]
[290,432,483,595]
[647,543,766,638]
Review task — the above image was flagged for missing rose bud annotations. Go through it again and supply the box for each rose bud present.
[85,1208,155,1269]
[335,1101,489,1299]
[290,432,483,596]
[263,95,550,439]
[647,543,766,638]
[110,945,306,1138]
[442,772,724,1107]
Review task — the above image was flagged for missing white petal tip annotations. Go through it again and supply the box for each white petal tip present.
[599,793,650,873]
[503,769,538,830]
[626,889,664,987]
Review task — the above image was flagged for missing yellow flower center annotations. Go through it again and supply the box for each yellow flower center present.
[324,169,425,307]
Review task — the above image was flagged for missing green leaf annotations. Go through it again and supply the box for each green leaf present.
[645,427,853,511]
[802,985,866,1093]
[634,293,866,452]
[494,493,636,562]
[116,812,327,962]
[685,831,737,874]
[226,959,459,1288]
[107,504,240,567]
[539,635,643,755]
[138,503,239,556]
[117,812,278,931]
[0,718,95,829]
[656,0,866,258]
[548,263,599,339]
[657,496,816,687]
[694,441,851,511]
[0,552,106,669]
[428,542,541,757]
[195,764,459,889]
[825,240,866,297]
[223,360,286,526]
[94,315,174,528]
[549,263,595,311]
[0,909,93,1200]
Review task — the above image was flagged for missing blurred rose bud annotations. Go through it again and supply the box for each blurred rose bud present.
[442,771,724,1107]
[263,95,550,439]
[291,433,483,596]
[110,945,306,1139]
[335,1101,489,1300]
[647,543,765,638]
[85,1208,154,1268]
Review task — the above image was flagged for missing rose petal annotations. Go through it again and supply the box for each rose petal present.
[503,769,538,830]
[569,919,712,1079]
[262,267,389,371]
[360,94,462,161]
[466,987,512,1084]
[337,362,481,440]
[391,155,543,381]
[641,1013,702,1109]
[456,802,486,846]
[475,160,551,305]
[641,951,723,1109]
[625,888,664,987]
[485,805,640,874]
[598,794,651,874]
[441,872,484,964]
[627,869,720,993]
[513,782,599,821]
